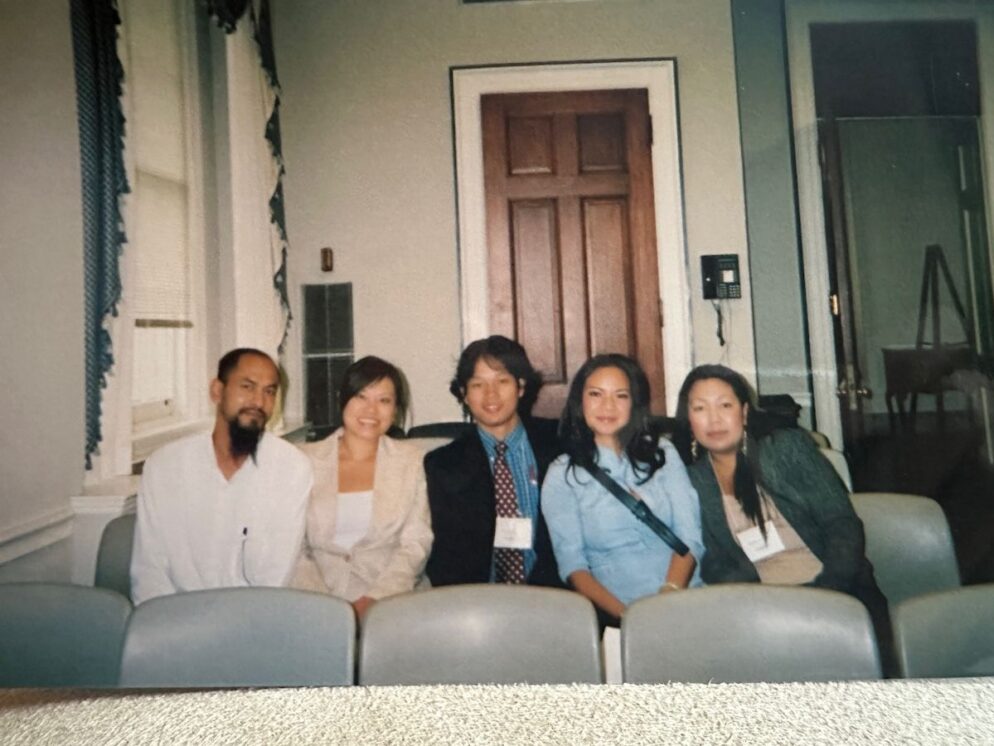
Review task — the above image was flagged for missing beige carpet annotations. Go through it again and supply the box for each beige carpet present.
[2,680,993,744]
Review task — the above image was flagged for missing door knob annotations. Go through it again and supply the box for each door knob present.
[836,380,850,397]
[855,386,872,399]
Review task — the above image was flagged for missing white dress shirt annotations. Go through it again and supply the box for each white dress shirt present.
[130,431,313,605]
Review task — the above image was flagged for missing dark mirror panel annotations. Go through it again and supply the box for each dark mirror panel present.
[303,283,353,354]
[302,282,355,438]
[812,21,979,118]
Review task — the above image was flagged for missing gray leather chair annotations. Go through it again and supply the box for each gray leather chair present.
[622,585,881,683]
[119,587,355,687]
[94,512,136,601]
[358,585,602,684]
[851,492,960,606]
[894,584,994,678]
[405,422,472,440]
[0,582,132,687]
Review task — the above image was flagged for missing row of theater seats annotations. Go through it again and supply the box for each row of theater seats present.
[2,581,992,688]
[91,491,963,609]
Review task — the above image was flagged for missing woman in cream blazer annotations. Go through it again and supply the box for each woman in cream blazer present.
[291,357,432,618]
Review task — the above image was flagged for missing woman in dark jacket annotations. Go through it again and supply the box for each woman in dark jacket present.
[673,364,894,674]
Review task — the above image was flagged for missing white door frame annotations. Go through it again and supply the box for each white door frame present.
[451,61,692,414]
[786,0,994,448]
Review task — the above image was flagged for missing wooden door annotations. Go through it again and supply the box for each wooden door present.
[819,118,870,458]
[482,89,664,418]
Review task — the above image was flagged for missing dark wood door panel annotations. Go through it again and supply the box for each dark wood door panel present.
[483,89,664,417]
[511,200,565,385]
[584,198,633,356]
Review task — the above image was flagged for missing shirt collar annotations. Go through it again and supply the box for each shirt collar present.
[477,420,526,456]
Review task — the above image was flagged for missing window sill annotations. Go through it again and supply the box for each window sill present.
[132,417,214,466]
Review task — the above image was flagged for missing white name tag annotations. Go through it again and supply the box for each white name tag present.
[737,520,786,563]
[494,516,533,549]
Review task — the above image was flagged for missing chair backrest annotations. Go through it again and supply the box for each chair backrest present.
[819,447,852,491]
[622,585,881,683]
[850,492,960,606]
[358,585,602,685]
[405,436,455,454]
[894,584,994,678]
[119,587,355,687]
[94,512,137,601]
[0,583,132,687]
[405,421,473,440]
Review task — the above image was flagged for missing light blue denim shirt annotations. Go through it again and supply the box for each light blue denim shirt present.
[541,437,704,606]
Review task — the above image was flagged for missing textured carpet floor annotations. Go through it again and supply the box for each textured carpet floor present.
[2,680,993,745]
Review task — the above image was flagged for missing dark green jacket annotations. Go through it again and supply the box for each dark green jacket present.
[689,428,866,593]
[689,427,871,592]
[688,426,893,672]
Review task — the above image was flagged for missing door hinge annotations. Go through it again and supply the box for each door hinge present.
[830,293,840,317]
[658,297,664,328]
[647,115,653,147]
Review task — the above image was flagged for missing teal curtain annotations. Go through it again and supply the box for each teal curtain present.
[72,0,129,469]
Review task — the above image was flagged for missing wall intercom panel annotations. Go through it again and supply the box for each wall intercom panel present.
[701,254,741,300]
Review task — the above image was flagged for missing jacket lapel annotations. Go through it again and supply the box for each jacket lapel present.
[363,435,403,546]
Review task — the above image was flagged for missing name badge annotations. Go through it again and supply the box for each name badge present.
[736,521,786,563]
[494,517,533,549]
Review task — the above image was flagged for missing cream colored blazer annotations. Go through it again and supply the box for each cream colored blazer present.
[290,430,433,601]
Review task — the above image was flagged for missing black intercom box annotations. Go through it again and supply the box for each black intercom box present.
[701,254,741,299]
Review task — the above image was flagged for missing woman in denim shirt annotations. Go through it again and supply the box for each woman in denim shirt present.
[541,354,704,626]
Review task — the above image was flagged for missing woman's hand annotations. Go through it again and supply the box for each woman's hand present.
[352,595,376,619]
[661,551,697,591]
[569,570,626,619]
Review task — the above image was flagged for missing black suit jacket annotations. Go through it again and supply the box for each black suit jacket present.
[424,416,564,587]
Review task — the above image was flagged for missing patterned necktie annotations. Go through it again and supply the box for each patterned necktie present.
[493,441,526,584]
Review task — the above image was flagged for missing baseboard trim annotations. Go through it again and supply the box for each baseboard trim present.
[0,507,75,565]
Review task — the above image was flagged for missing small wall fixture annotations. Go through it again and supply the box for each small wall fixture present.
[320,247,334,272]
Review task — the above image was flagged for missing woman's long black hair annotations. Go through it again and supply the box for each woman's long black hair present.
[674,364,789,532]
[559,354,666,484]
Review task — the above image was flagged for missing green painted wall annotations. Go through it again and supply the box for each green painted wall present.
[732,0,813,422]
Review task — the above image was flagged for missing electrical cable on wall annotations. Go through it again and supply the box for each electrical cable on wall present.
[713,300,725,347]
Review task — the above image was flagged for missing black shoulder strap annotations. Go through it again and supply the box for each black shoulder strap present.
[586,464,690,556]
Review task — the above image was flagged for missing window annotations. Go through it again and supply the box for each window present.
[118,0,212,459]
[302,283,355,440]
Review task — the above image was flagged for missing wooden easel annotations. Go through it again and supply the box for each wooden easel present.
[883,245,974,433]
[915,244,970,353]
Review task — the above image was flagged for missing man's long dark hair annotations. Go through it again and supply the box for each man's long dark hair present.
[674,364,789,532]
[450,335,543,418]
[559,354,666,484]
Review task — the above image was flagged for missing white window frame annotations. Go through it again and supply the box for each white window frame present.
[116,0,213,468]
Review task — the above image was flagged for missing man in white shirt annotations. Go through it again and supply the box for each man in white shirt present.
[130,348,313,605]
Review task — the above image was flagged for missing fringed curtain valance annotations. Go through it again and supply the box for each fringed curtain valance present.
[71,0,129,469]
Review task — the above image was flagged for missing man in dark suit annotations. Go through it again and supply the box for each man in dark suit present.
[424,336,563,587]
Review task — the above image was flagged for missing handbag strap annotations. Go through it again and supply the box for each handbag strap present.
[586,463,690,556]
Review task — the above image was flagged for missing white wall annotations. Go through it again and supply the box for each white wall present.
[0,1,84,556]
[273,0,755,424]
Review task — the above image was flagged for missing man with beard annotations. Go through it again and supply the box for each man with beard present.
[130,348,313,605]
